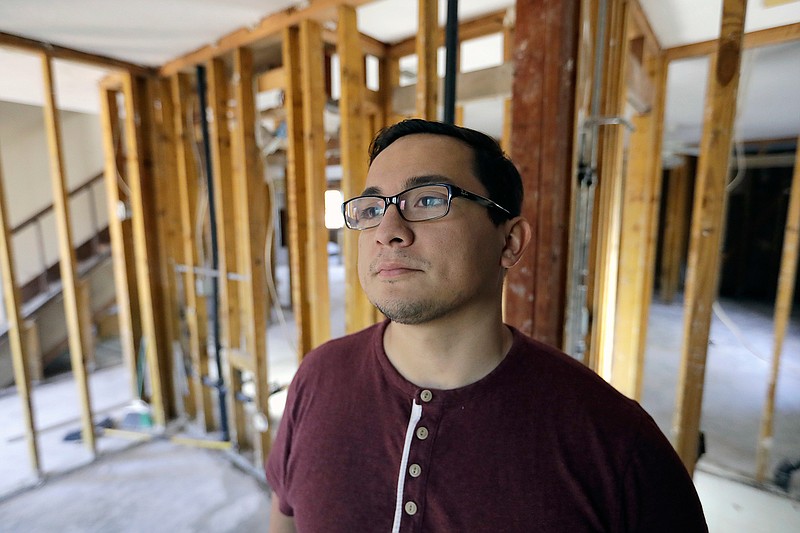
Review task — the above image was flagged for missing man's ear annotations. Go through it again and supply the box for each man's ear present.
[500,216,532,268]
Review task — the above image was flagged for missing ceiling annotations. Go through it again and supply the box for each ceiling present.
[0,0,798,151]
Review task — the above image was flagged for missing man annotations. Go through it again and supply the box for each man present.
[266,119,707,532]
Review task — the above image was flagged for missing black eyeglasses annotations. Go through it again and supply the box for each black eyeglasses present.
[341,183,511,231]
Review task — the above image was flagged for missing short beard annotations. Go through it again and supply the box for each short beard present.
[374,298,451,325]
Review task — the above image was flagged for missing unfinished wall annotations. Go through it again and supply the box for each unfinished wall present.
[0,101,106,287]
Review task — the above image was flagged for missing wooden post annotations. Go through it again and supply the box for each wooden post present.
[416,0,438,119]
[99,85,139,399]
[500,23,514,155]
[122,73,168,427]
[207,57,246,444]
[585,0,630,377]
[282,26,314,359]
[338,5,375,333]
[634,54,668,393]
[504,0,580,348]
[673,0,747,473]
[232,46,272,465]
[40,53,96,453]
[171,73,216,430]
[381,54,403,126]
[612,111,655,398]
[77,278,96,370]
[755,137,800,481]
[0,146,41,474]
[152,78,187,417]
[24,320,43,382]
[299,19,332,348]
[660,160,691,303]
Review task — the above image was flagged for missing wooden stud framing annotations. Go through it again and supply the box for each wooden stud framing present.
[612,112,656,398]
[282,26,314,359]
[659,160,691,303]
[633,53,668,388]
[40,53,96,453]
[755,138,800,481]
[0,31,154,76]
[504,0,580,348]
[152,78,187,417]
[390,9,509,59]
[338,5,375,333]
[0,146,41,474]
[207,57,247,444]
[585,0,630,376]
[381,54,403,126]
[159,0,375,77]
[171,73,216,430]
[232,46,272,465]
[99,85,139,399]
[122,73,168,427]
[673,0,747,473]
[299,19,332,348]
[665,22,800,62]
[415,0,439,119]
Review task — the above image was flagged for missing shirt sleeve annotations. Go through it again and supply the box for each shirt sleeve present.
[622,412,709,533]
[265,379,299,517]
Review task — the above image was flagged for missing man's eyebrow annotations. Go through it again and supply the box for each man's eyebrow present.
[360,175,454,196]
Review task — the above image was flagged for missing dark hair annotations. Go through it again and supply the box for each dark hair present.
[368,119,523,225]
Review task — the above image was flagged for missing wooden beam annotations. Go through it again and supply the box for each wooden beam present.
[207,57,247,444]
[0,145,41,475]
[171,73,216,430]
[500,23,513,154]
[338,5,375,333]
[0,31,154,76]
[99,86,139,400]
[756,137,800,481]
[504,0,579,348]
[300,19,332,348]
[122,73,168,427]
[151,78,186,417]
[416,0,439,119]
[392,62,513,115]
[282,26,314,359]
[585,0,630,376]
[40,53,96,453]
[159,0,375,77]
[659,160,690,303]
[664,22,800,62]
[390,9,508,59]
[634,53,668,388]
[612,111,656,398]
[381,54,403,126]
[257,67,286,92]
[232,46,272,466]
[321,27,389,59]
[673,0,747,474]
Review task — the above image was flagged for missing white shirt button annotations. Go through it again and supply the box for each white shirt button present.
[405,501,418,515]
[409,464,422,477]
[416,426,429,440]
[420,390,433,402]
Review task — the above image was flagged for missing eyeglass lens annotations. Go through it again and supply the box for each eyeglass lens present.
[345,184,451,229]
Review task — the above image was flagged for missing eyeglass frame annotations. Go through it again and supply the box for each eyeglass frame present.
[341,182,512,231]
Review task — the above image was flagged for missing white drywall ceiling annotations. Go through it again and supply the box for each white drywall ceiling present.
[0,0,798,147]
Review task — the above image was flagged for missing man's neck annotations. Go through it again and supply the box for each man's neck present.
[383,307,512,390]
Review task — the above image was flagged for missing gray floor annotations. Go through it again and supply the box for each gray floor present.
[1,264,799,531]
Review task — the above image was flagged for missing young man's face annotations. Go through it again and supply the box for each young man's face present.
[357,133,509,325]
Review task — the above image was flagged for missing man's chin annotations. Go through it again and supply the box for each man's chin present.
[374,300,446,325]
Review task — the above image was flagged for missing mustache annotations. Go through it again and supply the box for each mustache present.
[368,252,430,274]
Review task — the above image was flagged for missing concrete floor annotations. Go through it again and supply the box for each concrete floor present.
[1,264,799,531]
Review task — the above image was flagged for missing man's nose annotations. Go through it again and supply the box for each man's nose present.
[374,203,414,246]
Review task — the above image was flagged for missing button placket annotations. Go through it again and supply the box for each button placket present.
[401,391,442,530]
